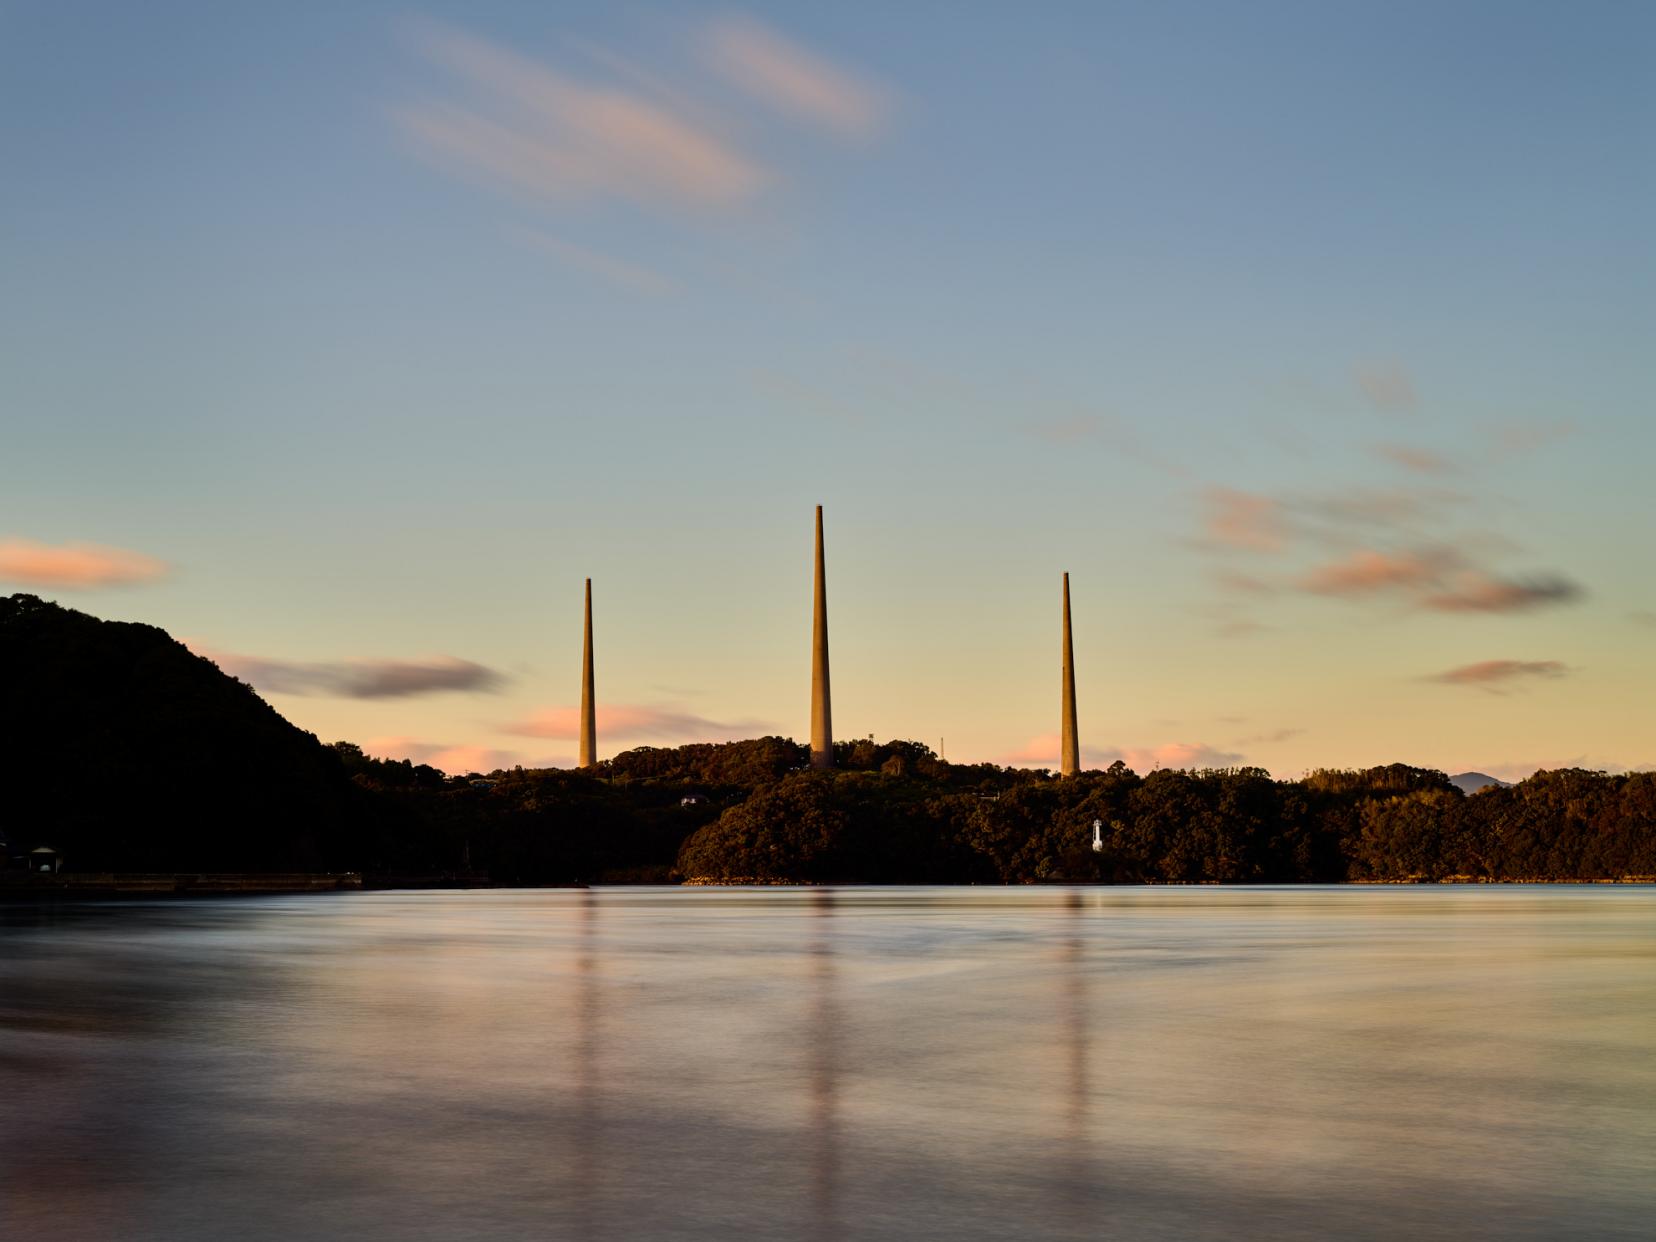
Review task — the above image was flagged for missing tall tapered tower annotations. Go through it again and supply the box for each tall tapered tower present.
[579,577,596,770]
[1060,572,1080,777]
[810,505,833,769]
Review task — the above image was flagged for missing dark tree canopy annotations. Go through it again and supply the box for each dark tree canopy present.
[7,594,1654,886]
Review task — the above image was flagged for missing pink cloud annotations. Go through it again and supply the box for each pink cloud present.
[365,736,523,776]
[1203,487,1287,552]
[400,23,765,210]
[0,538,168,589]
[503,703,766,742]
[1004,735,1246,774]
[703,16,885,138]
[1300,549,1441,595]
[1297,549,1581,613]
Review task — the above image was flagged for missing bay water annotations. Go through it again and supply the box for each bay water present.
[4,886,1653,1240]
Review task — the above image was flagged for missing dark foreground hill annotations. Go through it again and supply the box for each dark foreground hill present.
[6,594,1656,884]
[1,594,361,870]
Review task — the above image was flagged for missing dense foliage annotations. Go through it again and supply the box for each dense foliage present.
[7,595,1656,884]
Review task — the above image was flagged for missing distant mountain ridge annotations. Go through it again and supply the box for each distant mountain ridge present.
[1450,771,1514,794]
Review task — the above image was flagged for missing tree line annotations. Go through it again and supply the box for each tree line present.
[7,594,1653,884]
[341,738,1656,885]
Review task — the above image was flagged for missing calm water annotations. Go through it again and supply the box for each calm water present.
[4,886,1654,1240]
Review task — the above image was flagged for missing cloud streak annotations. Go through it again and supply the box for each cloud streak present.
[1293,548,1582,614]
[198,648,506,699]
[1428,660,1569,692]
[398,22,765,211]
[515,229,676,294]
[1202,488,1286,552]
[702,16,885,138]
[0,538,168,589]
[1422,573,1581,613]
[1355,362,1418,412]
[503,703,767,742]
[1300,549,1442,596]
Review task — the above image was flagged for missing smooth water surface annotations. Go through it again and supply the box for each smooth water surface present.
[4,886,1654,1240]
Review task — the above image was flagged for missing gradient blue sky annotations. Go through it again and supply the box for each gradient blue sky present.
[3,1,1652,777]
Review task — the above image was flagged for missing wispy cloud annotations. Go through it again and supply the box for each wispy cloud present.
[0,538,168,589]
[195,646,505,699]
[1004,735,1246,774]
[514,228,676,294]
[1354,362,1418,412]
[1020,408,1191,476]
[1374,443,1451,474]
[503,703,767,742]
[1427,660,1569,693]
[1202,487,1287,552]
[1490,418,1576,461]
[1300,549,1443,596]
[397,22,765,211]
[702,16,885,138]
[1235,727,1305,746]
[1421,572,1581,613]
[1631,610,1656,628]
[1297,548,1582,613]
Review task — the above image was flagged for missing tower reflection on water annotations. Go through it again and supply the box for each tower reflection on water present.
[563,887,847,1240]
[572,888,601,1238]
[1060,888,1092,1225]
[808,887,841,1241]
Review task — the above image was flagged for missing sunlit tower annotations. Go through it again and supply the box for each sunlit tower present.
[1061,572,1080,777]
[580,577,596,770]
[810,505,834,770]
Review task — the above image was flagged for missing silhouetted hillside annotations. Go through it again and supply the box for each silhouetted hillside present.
[6,595,1654,885]
[0,594,361,870]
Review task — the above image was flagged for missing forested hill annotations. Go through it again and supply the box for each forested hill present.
[6,594,1655,885]
[1,594,360,870]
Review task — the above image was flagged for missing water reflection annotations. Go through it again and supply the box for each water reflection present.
[3,886,1655,1241]
[573,887,601,1240]
[808,887,840,1241]
[1058,888,1089,1227]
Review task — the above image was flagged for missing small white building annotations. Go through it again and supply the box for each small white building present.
[30,845,64,874]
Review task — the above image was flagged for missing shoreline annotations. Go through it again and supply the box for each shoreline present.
[5,873,1653,899]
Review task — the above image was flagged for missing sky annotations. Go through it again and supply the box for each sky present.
[2,1,1653,780]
